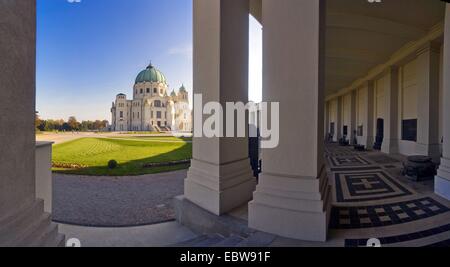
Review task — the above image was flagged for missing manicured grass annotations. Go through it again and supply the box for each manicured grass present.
[52,137,192,176]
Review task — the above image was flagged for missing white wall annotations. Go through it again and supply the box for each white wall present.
[343,93,351,132]
[355,86,368,145]
[398,59,419,156]
[374,75,387,137]
[35,142,53,213]
[329,98,337,137]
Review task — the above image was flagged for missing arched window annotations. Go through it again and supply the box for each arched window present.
[140,89,143,94]
[146,88,150,93]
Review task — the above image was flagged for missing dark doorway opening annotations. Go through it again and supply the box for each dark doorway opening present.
[374,118,384,150]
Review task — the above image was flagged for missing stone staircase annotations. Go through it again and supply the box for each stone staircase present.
[172,231,276,247]
[0,199,65,247]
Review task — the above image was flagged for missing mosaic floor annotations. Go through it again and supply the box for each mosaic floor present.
[324,144,450,247]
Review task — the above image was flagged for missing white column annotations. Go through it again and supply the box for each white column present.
[435,4,450,200]
[363,81,375,149]
[416,43,441,161]
[336,96,343,141]
[350,91,357,144]
[381,67,399,154]
[0,0,36,217]
[324,101,330,140]
[0,0,62,247]
[249,0,331,242]
[184,0,256,215]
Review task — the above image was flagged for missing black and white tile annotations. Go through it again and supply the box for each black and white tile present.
[334,170,413,203]
[331,197,449,229]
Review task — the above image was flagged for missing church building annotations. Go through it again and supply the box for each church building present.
[110,63,192,132]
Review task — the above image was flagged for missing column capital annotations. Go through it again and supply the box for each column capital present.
[362,80,375,88]
[417,41,441,56]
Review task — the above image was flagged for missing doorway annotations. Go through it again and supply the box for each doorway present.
[374,118,384,150]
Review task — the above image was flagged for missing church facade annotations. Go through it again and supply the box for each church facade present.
[110,63,192,132]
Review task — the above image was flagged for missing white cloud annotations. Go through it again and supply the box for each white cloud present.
[67,0,82,3]
[168,44,193,60]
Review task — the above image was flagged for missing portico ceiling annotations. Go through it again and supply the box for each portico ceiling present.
[249,0,445,97]
[325,0,445,96]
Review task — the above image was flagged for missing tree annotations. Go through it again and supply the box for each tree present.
[67,116,80,131]
[35,113,42,130]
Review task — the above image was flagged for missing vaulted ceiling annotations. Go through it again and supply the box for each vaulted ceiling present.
[250,0,446,97]
[325,0,445,96]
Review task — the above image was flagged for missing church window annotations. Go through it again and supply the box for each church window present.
[140,89,143,94]
[147,88,150,93]
[154,88,157,93]
[138,112,140,119]
[157,111,162,119]
[154,100,161,107]
[120,111,123,118]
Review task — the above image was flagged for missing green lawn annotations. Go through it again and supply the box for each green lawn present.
[52,137,192,176]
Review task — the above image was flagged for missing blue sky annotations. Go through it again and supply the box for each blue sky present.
[37,0,262,121]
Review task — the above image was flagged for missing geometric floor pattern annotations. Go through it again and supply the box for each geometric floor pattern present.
[345,223,450,247]
[324,143,450,247]
[328,156,372,168]
[334,170,413,203]
[330,197,449,229]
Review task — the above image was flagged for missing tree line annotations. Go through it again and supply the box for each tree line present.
[36,115,109,132]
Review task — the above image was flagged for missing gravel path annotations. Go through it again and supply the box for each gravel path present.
[52,170,186,227]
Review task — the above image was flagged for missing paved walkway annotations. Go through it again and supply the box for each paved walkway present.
[54,144,450,247]
[59,221,196,247]
[268,144,450,247]
[53,170,186,227]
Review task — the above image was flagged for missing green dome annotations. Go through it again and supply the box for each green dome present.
[135,63,167,84]
[179,84,187,92]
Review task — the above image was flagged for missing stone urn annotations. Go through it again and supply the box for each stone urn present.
[402,155,437,181]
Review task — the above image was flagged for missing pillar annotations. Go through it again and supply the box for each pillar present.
[184,0,256,215]
[435,4,450,200]
[363,81,375,149]
[416,42,441,161]
[0,0,63,247]
[249,0,331,242]
[336,96,343,141]
[381,67,399,154]
[350,91,357,145]
[324,101,330,140]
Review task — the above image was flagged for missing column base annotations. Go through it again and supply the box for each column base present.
[248,167,331,242]
[382,139,399,154]
[185,158,257,216]
[435,158,450,200]
[0,199,65,247]
[362,135,374,150]
[416,143,442,162]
